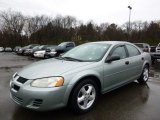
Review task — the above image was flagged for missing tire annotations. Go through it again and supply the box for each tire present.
[151,58,155,64]
[70,79,99,113]
[44,55,49,59]
[137,65,149,84]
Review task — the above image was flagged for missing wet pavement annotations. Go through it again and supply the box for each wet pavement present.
[0,52,160,120]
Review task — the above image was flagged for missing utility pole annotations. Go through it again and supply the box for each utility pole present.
[128,5,132,40]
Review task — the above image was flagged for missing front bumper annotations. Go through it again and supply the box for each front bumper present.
[10,78,72,111]
[151,53,160,59]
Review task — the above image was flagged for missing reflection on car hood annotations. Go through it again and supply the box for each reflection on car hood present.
[18,59,93,79]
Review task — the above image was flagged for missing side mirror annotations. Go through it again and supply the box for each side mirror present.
[105,55,120,63]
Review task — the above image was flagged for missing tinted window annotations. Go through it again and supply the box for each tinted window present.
[111,46,127,59]
[67,43,74,47]
[126,44,140,57]
[134,44,143,48]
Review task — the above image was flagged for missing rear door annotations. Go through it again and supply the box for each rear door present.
[125,44,143,79]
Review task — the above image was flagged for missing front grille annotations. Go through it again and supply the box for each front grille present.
[12,94,23,104]
[155,54,160,56]
[17,77,28,84]
[13,85,20,91]
[32,99,43,107]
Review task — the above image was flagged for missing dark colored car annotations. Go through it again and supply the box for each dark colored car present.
[44,42,75,58]
[23,45,40,56]
[44,46,58,58]
[14,46,21,53]
[150,44,160,63]
[150,46,156,52]
[156,43,160,52]
[17,44,39,55]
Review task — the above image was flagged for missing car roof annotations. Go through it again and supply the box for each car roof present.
[90,41,129,45]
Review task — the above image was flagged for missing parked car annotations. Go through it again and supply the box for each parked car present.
[134,43,150,52]
[10,41,151,113]
[14,46,21,53]
[17,44,39,55]
[44,46,58,58]
[33,45,55,58]
[5,47,12,52]
[156,43,160,52]
[150,46,156,52]
[134,43,157,63]
[23,45,40,56]
[150,43,160,63]
[50,42,75,57]
[0,47,4,52]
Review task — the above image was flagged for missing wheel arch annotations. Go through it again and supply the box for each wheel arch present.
[67,75,102,105]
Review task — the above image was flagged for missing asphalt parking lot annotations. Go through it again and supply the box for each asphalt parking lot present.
[0,52,160,120]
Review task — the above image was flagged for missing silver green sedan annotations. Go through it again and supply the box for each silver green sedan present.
[10,41,151,113]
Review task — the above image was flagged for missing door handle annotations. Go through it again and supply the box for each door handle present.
[142,57,144,60]
[125,61,129,65]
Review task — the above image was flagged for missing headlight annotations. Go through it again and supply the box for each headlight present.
[31,77,64,88]
[13,72,18,78]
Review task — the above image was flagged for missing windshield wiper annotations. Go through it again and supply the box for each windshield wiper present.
[54,56,64,60]
[62,57,83,62]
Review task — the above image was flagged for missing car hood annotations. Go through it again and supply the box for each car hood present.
[18,59,93,79]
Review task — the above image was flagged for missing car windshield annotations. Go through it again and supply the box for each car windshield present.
[47,46,56,49]
[62,43,111,62]
[33,46,40,50]
[38,45,45,49]
[58,42,67,47]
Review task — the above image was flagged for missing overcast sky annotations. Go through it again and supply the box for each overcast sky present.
[0,0,160,25]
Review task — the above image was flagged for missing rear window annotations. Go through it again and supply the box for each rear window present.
[126,44,141,57]
[134,44,143,48]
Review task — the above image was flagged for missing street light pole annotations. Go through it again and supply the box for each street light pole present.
[128,6,132,36]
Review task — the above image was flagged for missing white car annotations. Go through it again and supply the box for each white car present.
[5,47,12,52]
[156,43,160,52]
[34,50,46,58]
[0,47,4,52]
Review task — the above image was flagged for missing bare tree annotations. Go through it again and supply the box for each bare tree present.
[0,10,25,34]
[24,15,51,37]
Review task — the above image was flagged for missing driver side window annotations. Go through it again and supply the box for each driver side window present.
[111,46,127,59]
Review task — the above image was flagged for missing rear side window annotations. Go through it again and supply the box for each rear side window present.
[126,44,141,57]
[67,43,74,47]
[111,46,127,59]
